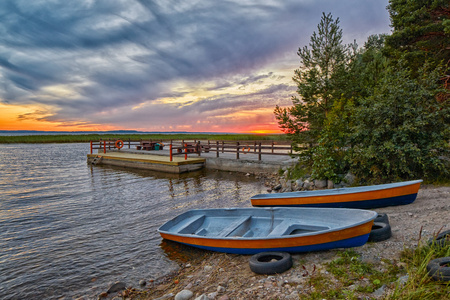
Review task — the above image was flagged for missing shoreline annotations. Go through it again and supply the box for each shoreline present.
[95,184,449,300]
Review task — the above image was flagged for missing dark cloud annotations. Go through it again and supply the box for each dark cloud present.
[0,0,390,130]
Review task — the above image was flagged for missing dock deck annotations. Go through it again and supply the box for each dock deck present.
[87,151,206,173]
[88,143,297,174]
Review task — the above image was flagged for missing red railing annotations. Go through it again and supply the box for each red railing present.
[90,139,294,161]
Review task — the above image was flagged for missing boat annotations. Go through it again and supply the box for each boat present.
[158,207,377,254]
[251,180,423,209]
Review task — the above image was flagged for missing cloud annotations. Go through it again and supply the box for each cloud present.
[0,0,390,131]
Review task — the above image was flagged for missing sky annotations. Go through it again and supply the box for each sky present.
[0,0,391,134]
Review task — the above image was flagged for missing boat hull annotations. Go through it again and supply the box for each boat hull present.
[158,207,376,254]
[251,180,422,209]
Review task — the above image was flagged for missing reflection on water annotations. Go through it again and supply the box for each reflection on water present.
[159,239,210,264]
[0,143,265,299]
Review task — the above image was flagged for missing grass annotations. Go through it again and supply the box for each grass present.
[0,133,290,144]
[386,235,450,299]
[300,249,405,299]
[299,238,449,300]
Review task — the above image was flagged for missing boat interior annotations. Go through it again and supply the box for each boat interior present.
[164,215,330,238]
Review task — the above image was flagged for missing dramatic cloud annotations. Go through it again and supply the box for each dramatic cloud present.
[0,0,390,132]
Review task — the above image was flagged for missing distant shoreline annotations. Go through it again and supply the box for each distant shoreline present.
[0,130,242,136]
[0,133,288,144]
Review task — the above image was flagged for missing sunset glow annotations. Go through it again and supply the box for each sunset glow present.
[0,0,390,133]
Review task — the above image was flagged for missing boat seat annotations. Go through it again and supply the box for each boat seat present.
[268,220,329,237]
[217,216,252,237]
[268,220,295,237]
[177,215,206,234]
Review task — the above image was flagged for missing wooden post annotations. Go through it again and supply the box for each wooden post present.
[103,141,106,154]
[236,142,240,160]
[184,143,188,160]
[222,141,224,153]
[271,141,274,153]
[170,144,173,161]
[90,141,93,154]
[254,141,257,153]
[258,142,262,161]
[216,141,219,158]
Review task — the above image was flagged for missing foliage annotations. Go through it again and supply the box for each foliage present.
[387,236,450,299]
[385,0,450,75]
[274,12,351,147]
[276,4,450,183]
[274,12,356,180]
[310,97,354,182]
[349,62,450,182]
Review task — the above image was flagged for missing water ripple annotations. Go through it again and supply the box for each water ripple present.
[0,143,265,299]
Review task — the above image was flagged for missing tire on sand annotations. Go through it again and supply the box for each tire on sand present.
[368,222,392,242]
[428,230,450,248]
[249,252,293,275]
[375,213,389,224]
[426,257,450,282]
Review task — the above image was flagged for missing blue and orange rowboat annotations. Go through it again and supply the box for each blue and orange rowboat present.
[251,180,423,209]
[158,207,377,254]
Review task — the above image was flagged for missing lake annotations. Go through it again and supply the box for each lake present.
[0,143,266,299]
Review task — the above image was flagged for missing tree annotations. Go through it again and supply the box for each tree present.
[277,9,449,183]
[385,0,450,77]
[348,61,449,182]
[274,12,351,160]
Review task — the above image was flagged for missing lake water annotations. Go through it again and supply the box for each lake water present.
[0,143,266,299]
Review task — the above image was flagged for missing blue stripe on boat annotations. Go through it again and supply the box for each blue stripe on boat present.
[178,234,370,255]
[255,193,418,209]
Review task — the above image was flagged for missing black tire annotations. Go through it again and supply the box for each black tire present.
[428,230,450,248]
[426,257,450,281]
[375,213,389,224]
[368,222,392,242]
[249,252,293,275]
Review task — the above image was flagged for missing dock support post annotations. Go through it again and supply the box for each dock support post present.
[103,141,106,154]
[216,141,219,158]
[258,142,262,161]
[90,141,93,154]
[236,142,240,160]
[170,144,173,161]
[184,143,188,160]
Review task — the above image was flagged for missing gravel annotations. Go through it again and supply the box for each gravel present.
[121,184,449,300]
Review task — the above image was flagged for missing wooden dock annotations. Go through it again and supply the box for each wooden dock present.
[87,139,296,174]
[87,152,205,174]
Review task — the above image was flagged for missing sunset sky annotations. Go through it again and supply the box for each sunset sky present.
[0,0,391,133]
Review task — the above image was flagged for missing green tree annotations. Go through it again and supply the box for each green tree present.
[385,0,450,76]
[277,9,449,183]
[348,61,450,182]
[274,12,353,178]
